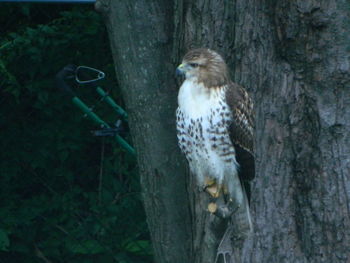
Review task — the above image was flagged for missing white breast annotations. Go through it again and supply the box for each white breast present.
[176,80,238,187]
[178,80,220,119]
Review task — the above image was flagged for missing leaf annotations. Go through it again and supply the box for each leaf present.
[124,240,153,255]
[0,229,10,251]
[66,239,105,254]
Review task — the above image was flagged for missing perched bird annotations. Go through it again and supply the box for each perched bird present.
[175,48,254,261]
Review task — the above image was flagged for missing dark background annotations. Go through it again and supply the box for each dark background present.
[0,3,152,262]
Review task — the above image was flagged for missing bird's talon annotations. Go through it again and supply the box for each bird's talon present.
[204,177,216,186]
[205,184,221,198]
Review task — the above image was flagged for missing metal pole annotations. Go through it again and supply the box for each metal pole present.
[96,87,128,120]
[72,96,136,156]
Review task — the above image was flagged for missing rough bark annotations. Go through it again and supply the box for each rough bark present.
[238,1,350,262]
[95,1,192,262]
[97,0,350,262]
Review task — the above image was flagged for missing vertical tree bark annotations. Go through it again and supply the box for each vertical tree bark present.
[95,1,192,262]
[98,0,350,262]
[237,1,350,262]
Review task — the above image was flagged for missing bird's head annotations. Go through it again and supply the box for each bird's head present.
[176,48,230,88]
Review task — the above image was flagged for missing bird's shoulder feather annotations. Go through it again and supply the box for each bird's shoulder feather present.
[224,82,255,181]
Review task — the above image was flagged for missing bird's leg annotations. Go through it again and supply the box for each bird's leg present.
[215,186,251,263]
[204,177,221,198]
[203,179,238,262]
[204,177,216,188]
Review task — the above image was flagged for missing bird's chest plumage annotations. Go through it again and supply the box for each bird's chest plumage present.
[176,80,237,182]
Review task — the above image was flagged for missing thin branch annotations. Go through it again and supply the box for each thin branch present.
[35,245,54,263]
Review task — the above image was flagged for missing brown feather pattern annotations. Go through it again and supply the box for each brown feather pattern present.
[225,82,254,155]
[177,48,255,183]
[183,48,230,88]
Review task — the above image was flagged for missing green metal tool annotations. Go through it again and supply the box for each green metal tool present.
[56,65,135,156]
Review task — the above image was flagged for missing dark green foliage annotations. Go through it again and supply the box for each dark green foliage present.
[0,4,152,262]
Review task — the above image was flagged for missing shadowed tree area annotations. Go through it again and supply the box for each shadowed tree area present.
[0,3,152,263]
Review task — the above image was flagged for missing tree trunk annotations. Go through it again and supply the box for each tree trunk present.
[97,0,350,262]
[95,1,193,262]
[238,1,350,262]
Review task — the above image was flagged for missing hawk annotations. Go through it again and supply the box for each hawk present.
[175,48,254,260]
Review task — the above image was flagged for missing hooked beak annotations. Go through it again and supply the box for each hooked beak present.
[176,63,186,77]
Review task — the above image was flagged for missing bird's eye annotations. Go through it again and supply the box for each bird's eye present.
[190,63,199,68]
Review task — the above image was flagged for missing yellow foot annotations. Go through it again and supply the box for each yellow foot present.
[204,177,222,198]
[208,202,217,213]
[205,184,220,198]
[204,177,216,187]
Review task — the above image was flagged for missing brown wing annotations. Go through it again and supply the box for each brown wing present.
[225,82,255,182]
